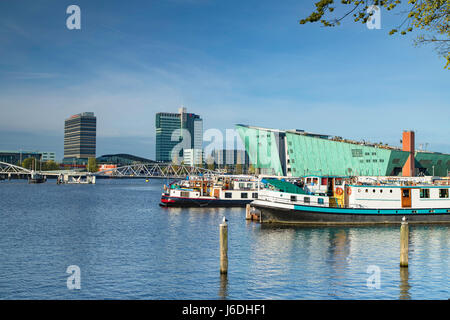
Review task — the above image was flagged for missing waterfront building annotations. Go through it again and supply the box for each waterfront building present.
[236,125,450,177]
[63,112,97,163]
[96,153,155,167]
[41,151,56,162]
[183,149,203,167]
[155,107,203,163]
[98,164,117,173]
[210,149,250,173]
[0,150,42,165]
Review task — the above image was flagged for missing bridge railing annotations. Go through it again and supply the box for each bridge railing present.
[0,161,32,174]
[94,163,220,178]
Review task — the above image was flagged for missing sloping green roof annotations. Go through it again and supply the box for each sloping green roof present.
[263,179,308,195]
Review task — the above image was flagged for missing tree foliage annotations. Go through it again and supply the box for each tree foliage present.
[300,0,450,69]
[21,158,61,171]
[87,158,99,173]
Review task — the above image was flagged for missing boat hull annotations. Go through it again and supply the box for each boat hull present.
[252,202,450,225]
[29,178,46,184]
[160,195,252,207]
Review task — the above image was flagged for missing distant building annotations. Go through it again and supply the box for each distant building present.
[0,150,41,165]
[41,152,56,162]
[209,149,248,166]
[98,164,117,174]
[183,149,203,167]
[63,112,96,165]
[155,107,203,163]
[210,149,250,173]
[96,153,155,167]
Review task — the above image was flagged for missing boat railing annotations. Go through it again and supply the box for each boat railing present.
[258,194,369,209]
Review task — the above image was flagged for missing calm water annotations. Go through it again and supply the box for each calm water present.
[0,178,449,300]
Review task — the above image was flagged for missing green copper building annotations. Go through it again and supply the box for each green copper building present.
[236,124,450,177]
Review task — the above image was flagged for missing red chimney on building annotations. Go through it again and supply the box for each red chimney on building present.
[402,131,415,177]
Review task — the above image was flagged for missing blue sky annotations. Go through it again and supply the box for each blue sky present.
[0,0,449,160]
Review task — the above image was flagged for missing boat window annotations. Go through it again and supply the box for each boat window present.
[420,189,430,199]
[252,193,258,199]
[380,189,383,193]
[318,198,324,205]
[365,189,368,193]
[290,195,297,202]
[306,178,311,184]
[180,192,190,198]
[335,179,343,186]
[239,183,245,188]
[373,189,376,193]
[439,189,449,199]
[304,197,310,204]
[241,193,248,199]
[390,190,393,193]
[312,178,318,184]
[225,192,232,199]
[402,189,410,198]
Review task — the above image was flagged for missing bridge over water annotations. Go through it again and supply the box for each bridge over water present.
[93,163,219,179]
[0,161,220,180]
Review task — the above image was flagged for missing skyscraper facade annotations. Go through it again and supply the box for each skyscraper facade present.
[63,112,97,161]
[155,108,203,163]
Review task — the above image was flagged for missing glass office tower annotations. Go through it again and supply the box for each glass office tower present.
[155,108,203,162]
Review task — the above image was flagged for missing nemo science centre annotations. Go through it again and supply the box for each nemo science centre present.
[235,125,450,178]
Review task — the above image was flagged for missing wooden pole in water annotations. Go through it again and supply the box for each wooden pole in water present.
[245,204,251,220]
[220,217,228,274]
[400,216,409,268]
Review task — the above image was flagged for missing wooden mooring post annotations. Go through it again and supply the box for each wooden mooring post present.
[220,217,228,274]
[245,204,251,220]
[400,216,409,268]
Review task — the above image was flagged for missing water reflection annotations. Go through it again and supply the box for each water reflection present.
[399,267,411,300]
[219,274,228,299]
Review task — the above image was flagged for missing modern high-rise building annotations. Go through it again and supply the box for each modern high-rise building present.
[63,112,96,163]
[155,108,203,163]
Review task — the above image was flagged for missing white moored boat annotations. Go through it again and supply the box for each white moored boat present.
[160,175,259,207]
[251,175,450,224]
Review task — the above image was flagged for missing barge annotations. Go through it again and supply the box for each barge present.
[252,175,450,225]
[160,175,259,207]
